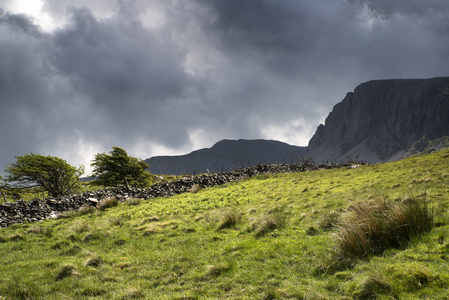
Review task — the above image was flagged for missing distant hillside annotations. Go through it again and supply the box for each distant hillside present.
[146,139,306,175]
[147,77,449,174]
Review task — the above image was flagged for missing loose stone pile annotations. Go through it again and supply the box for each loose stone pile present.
[0,162,365,227]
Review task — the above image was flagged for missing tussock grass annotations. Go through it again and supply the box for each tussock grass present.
[98,196,119,210]
[71,221,90,234]
[352,276,394,300]
[55,264,79,280]
[78,204,96,215]
[336,196,433,260]
[217,209,240,230]
[0,235,7,243]
[204,262,232,278]
[189,183,202,193]
[27,225,53,237]
[121,286,144,299]
[253,211,286,238]
[126,198,142,206]
[318,211,341,231]
[83,257,103,267]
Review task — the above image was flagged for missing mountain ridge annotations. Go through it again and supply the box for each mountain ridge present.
[146,139,306,175]
[146,77,449,174]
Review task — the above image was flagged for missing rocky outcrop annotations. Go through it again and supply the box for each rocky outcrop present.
[306,77,449,162]
[146,139,306,175]
[0,161,363,227]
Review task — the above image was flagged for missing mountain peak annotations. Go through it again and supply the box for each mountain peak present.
[147,77,449,174]
[146,139,306,175]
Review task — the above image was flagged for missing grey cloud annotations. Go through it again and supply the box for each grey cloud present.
[52,8,188,102]
[197,0,449,79]
[351,0,449,17]
[1,0,449,175]
[49,7,197,148]
[0,12,52,158]
[0,5,195,174]
[0,10,44,37]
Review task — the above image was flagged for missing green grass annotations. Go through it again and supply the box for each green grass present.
[1,149,449,299]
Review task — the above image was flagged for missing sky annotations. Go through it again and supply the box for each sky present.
[1,0,449,175]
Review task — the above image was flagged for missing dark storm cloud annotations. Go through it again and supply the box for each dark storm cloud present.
[0,4,195,174]
[1,0,449,174]
[50,7,192,142]
[197,0,449,78]
[0,11,54,162]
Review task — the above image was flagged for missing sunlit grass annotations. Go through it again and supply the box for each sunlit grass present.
[0,149,448,298]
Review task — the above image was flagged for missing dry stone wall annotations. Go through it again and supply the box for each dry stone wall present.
[0,162,365,227]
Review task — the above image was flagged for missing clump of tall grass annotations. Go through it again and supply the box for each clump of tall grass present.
[352,276,394,300]
[189,183,202,193]
[55,264,79,280]
[27,226,53,237]
[253,211,286,238]
[217,210,240,230]
[318,211,341,231]
[126,198,142,206]
[78,204,96,214]
[204,262,232,278]
[336,196,433,260]
[98,196,119,210]
[83,257,103,267]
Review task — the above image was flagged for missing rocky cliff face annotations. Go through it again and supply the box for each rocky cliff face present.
[306,77,449,163]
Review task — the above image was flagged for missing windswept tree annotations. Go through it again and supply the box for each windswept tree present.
[91,147,154,188]
[5,154,85,197]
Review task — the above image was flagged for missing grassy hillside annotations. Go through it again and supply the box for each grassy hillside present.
[1,149,448,299]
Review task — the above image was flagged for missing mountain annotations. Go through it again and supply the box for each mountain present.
[146,139,306,175]
[306,77,449,163]
[146,77,449,174]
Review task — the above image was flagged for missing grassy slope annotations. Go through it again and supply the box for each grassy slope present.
[0,149,448,299]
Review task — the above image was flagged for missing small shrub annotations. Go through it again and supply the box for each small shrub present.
[336,196,433,259]
[98,196,119,210]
